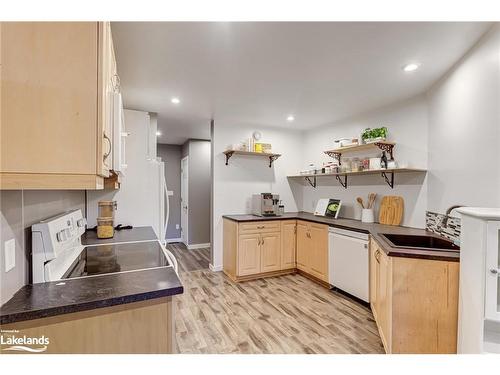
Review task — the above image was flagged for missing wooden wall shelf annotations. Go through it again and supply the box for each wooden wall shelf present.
[223,150,281,168]
[324,141,395,163]
[288,168,426,189]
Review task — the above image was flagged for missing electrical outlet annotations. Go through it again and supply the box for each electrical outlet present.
[176,224,180,230]
[4,239,15,272]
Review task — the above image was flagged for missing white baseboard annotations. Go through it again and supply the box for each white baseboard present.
[187,242,210,250]
[166,237,182,243]
[209,263,223,272]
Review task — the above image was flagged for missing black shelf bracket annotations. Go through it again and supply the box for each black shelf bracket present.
[336,175,348,189]
[268,155,280,168]
[324,151,342,165]
[375,142,394,159]
[224,151,234,166]
[305,176,317,188]
[381,171,395,188]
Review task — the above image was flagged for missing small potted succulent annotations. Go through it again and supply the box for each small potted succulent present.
[361,126,388,144]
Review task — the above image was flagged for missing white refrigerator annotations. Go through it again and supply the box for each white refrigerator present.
[87,109,170,243]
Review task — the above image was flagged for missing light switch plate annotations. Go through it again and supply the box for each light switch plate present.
[4,239,15,272]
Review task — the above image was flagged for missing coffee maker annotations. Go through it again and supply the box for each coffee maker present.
[252,193,281,216]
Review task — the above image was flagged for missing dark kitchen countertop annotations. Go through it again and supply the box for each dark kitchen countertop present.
[82,226,158,245]
[1,226,183,325]
[223,212,460,262]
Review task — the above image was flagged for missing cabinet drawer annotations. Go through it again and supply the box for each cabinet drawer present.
[239,221,280,234]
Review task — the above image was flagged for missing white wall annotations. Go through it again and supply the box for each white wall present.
[427,24,500,213]
[301,96,429,228]
[212,122,304,269]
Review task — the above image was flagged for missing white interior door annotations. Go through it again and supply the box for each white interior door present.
[181,156,189,246]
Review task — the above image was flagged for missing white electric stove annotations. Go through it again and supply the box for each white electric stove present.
[31,209,178,284]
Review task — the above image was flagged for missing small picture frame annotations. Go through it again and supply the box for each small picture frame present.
[314,198,342,218]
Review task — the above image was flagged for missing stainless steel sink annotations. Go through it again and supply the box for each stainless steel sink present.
[380,233,460,252]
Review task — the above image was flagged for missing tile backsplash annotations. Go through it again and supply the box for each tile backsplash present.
[0,190,85,305]
[425,211,461,244]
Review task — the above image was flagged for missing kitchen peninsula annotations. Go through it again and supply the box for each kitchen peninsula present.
[0,227,183,354]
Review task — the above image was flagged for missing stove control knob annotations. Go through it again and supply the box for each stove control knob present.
[77,218,87,228]
[56,230,66,242]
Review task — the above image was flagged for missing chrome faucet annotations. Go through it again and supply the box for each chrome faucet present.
[441,205,464,227]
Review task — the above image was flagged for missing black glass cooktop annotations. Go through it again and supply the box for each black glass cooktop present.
[63,241,170,279]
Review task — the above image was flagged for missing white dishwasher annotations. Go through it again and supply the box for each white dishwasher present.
[328,227,370,302]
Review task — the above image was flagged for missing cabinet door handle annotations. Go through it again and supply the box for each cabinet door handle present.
[111,74,121,92]
[258,237,261,245]
[103,133,112,161]
[257,225,265,229]
[490,268,499,276]
[262,237,265,245]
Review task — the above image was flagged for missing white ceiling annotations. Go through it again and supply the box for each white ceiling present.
[111,22,492,145]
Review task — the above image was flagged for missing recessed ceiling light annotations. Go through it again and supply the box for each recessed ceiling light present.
[403,63,420,72]
[171,97,180,104]
[287,115,295,122]
[156,131,162,136]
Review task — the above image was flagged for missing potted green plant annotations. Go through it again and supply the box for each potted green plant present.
[361,126,388,143]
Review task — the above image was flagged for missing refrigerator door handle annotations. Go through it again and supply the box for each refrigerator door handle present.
[164,247,179,275]
[163,176,170,245]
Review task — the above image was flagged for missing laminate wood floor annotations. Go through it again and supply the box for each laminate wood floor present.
[167,243,211,273]
[174,268,384,354]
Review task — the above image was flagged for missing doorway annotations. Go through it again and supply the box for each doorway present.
[180,156,189,246]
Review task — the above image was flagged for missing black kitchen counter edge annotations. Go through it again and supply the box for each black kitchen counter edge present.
[1,226,183,325]
[223,212,460,262]
[0,266,183,325]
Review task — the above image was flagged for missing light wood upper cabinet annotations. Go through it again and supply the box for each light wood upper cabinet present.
[261,232,281,273]
[296,220,329,282]
[0,22,118,189]
[98,22,117,177]
[281,220,296,269]
[237,234,261,276]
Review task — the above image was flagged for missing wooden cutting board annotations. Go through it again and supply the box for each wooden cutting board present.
[379,196,404,225]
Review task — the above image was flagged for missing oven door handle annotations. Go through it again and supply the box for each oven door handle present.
[164,247,179,275]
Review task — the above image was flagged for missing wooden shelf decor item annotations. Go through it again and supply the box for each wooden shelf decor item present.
[324,141,396,164]
[223,150,282,168]
[288,168,426,190]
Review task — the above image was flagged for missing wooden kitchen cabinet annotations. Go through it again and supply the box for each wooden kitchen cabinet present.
[261,232,281,273]
[370,241,392,351]
[280,220,297,269]
[296,220,310,272]
[223,218,289,282]
[238,234,262,276]
[1,297,175,353]
[223,218,328,284]
[369,237,459,353]
[296,220,329,283]
[0,22,118,189]
[309,223,329,281]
